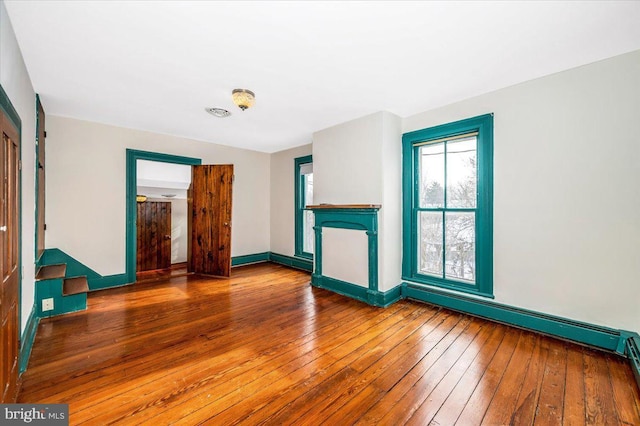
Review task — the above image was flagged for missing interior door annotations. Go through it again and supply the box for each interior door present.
[1,110,20,403]
[136,201,172,272]
[188,165,233,277]
[36,97,45,259]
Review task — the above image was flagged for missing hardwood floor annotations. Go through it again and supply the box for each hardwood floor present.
[19,263,640,425]
[135,262,189,282]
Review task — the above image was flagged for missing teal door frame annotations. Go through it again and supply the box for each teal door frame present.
[125,149,201,283]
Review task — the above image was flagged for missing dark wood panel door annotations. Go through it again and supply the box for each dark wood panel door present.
[188,165,233,277]
[1,110,20,403]
[36,97,45,259]
[136,201,171,272]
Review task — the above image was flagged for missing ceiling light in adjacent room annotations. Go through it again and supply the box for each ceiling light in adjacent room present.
[136,195,147,203]
[205,107,231,118]
[232,89,255,111]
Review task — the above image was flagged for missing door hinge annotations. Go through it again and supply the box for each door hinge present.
[44,224,47,231]
[44,131,47,138]
[232,174,235,182]
[19,160,22,170]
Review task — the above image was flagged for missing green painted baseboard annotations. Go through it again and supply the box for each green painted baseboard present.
[268,252,313,272]
[19,306,39,373]
[232,252,270,266]
[403,282,624,353]
[311,274,402,308]
[624,333,640,390]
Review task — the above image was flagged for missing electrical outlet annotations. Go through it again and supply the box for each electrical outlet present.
[42,298,54,311]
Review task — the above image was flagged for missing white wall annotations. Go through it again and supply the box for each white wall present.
[169,199,188,264]
[45,116,270,276]
[1,0,37,333]
[379,112,402,291]
[313,111,402,291]
[314,113,383,205]
[404,50,640,332]
[269,143,312,256]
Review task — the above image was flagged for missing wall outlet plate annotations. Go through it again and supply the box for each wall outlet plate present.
[42,298,54,311]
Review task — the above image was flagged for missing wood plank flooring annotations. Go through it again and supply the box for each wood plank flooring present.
[19,263,640,425]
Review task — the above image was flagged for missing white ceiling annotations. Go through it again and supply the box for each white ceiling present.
[5,1,640,153]
[137,160,191,200]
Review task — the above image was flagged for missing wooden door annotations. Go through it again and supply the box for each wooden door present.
[188,165,233,277]
[36,97,45,259]
[1,109,20,403]
[136,201,172,272]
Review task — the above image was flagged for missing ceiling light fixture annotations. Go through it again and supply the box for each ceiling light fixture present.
[136,195,147,203]
[232,89,255,111]
[205,107,231,118]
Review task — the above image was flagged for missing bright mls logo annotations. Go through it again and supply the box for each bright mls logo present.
[1,404,68,425]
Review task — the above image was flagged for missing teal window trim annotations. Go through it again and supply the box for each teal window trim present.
[402,114,494,298]
[0,84,23,341]
[125,149,201,283]
[294,155,313,259]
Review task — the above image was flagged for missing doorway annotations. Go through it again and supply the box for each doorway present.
[135,159,191,281]
[1,91,21,403]
[126,150,200,283]
[126,150,234,283]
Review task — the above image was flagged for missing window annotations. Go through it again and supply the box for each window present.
[402,114,493,297]
[295,155,314,258]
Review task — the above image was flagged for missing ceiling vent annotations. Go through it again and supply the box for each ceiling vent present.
[205,107,231,118]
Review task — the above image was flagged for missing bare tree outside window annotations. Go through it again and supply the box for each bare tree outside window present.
[418,137,477,283]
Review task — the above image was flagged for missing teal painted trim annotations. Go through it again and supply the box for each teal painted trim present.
[40,248,100,279]
[0,84,22,132]
[35,278,86,318]
[34,95,42,261]
[402,283,623,352]
[312,206,381,293]
[39,248,129,290]
[402,114,494,297]
[373,285,404,307]
[312,275,369,304]
[269,252,313,272]
[19,305,39,374]
[622,332,640,390]
[126,149,201,283]
[294,155,313,258]
[89,274,130,291]
[232,252,270,266]
[311,275,403,308]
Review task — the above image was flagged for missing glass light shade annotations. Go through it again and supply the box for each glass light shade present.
[232,89,255,110]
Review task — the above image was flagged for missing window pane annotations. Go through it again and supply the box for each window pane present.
[418,211,443,277]
[304,173,313,206]
[444,212,475,283]
[419,143,444,208]
[303,210,314,254]
[446,137,477,208]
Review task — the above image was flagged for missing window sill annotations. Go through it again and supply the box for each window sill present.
[402,274,494,299]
